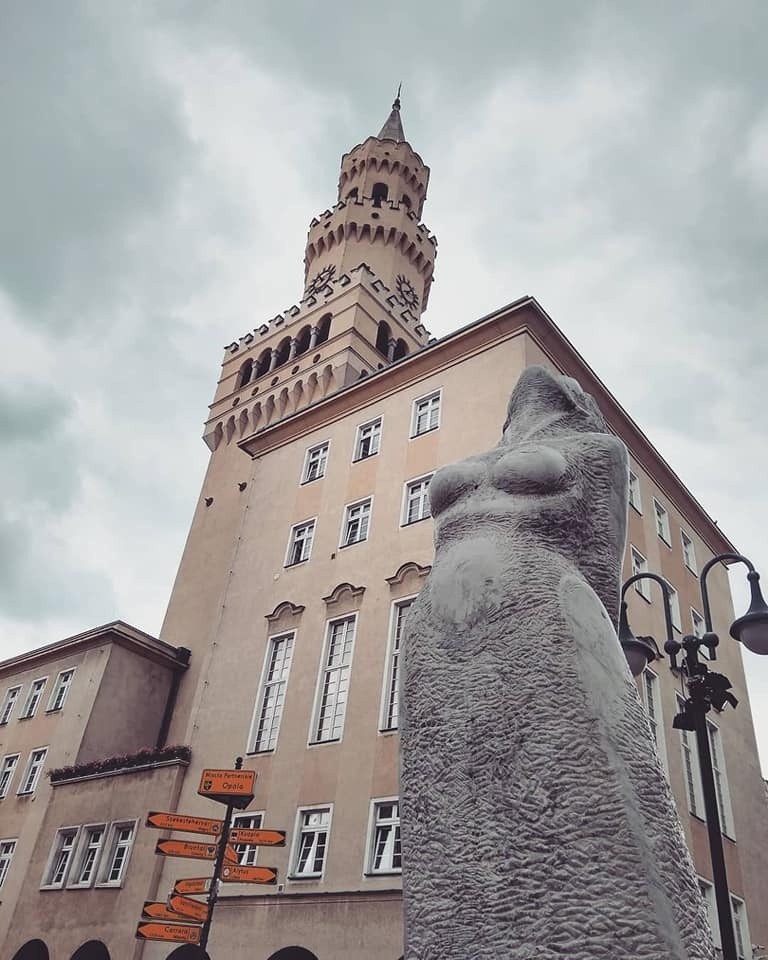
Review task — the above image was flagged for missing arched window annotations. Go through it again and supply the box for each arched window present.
[70,942,110,960]
[392,338,409,361]
[401,194,411,209]
[294,325,311,357]
[237,358,253,389]
[315,314,332,346]
[11,943,49,960]
[266,949,319,960]
[346,187,359,200]
[273,336,291,368]
[372,182,388,207]
[375,321,392,357]
[255,348,272,379]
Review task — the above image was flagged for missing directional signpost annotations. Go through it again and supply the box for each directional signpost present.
[138,756,284,958]
[146,811,223,836]
[136,921,202,945]
[221,863,278,884]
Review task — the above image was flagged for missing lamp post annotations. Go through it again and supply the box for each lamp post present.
[618,553,768,960]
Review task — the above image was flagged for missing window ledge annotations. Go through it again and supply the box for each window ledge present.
[94,881,124,890]
[657,535,672,548]
[284,559,310,569]
[629,502,643,516]
[364,870,402,878]
[45,708,63,715]
[352,453,379,464]
[378,727,398,735]
[339,539,367,549]
[245,748,275,757]
[685,564,699,576]
[308,738,341,747]
[401,517,430,528]
[287,874,323,882]
[300,476,324,486]
[410,426,439,439]
[39,884,65,892]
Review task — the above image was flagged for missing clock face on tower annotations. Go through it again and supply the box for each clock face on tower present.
[395,274,419,311]
[305,264,336,296]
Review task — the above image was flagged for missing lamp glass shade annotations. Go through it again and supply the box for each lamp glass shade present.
[624,643,651,678]
[731,618,768,656]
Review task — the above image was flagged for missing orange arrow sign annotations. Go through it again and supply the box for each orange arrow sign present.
[228,828,286,847]
[173,877,213,896]
[168,893,210,923]
[198,768,255,809]
[220,863,278,884]
[135,921,202,944]
[146,811,223,836]
[156,839,219,861]
[142,901,193,922]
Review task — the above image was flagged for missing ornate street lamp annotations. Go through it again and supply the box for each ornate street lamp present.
[618,552,768,960]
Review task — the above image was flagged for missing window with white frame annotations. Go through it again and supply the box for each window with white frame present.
[0,686,21,725]
[313,617,356,743]
[99,822,136,886]
[697,878,717,940]
[302,442,329,483]
[678,695,704,819]
[44,828,80,888]
[628,471,642,512]
[71,825,106,887]
[0,754,19,799]
[411,391,441,436]
[681,530,698,574]
[248,633,294,753]
[18,747,47,795]
[708,721,734,838]
[286,519,315,566]
[368,799,401,874]
[653,498,671,545]
[691,608,711,659]
[291,807,331,878]
[47,669,75,712]
[354,418,382,461]
[402,476,432,525]
[641,669,668,772]
[382,600,412,731]
[341,499,371,546]
[630,547,651,600]
[663,580,683,632]
[20,678,47,719]
[731,895,751,960]
[0,839,16,889]
[231,812,264,866]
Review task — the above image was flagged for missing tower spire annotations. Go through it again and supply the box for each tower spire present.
[377,85,405,142]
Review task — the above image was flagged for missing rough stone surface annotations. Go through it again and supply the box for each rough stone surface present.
[400,365,714,959]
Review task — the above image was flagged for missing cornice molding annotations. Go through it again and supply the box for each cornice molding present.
[265,600,306,623]
[322,582,366,607]
[386,562,432,587]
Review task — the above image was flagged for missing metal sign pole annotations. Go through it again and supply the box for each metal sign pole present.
[198,757,242,957]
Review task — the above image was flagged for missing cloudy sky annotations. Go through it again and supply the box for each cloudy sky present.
[1,1,767,768]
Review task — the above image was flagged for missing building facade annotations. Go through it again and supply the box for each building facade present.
[1,99,766,960]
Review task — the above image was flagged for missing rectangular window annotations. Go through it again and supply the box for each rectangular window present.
[691,609,711,659]
[708,721,734,838]
[313,617,356,743]
[354,418,382,461]
[20,679,47,719]
[231,813,264,867]
[47,669,75,713]
[411,391,441,436]
[291,807,331,878]
[663,580,683,632]
[302,442,329,483]
[248,633,294,753]
[286,519,315,566]
[402,476,433,525]
[0,839,16,889]
[71,825,106,887]
[681,530,698,574]
[731,896,750,960]
[99,822,136,886]
[678,696,704,819]
[630,547,651,600]
[382,600,412,731]
[44,828,80,888]
[368,799,402,874]
[641,669,668,772]
[653,498,671,545]
[628,471,642,512]
[697,878,717,942]
[18,748,47,795]
[341,499,372,546]
[0,686,21,725]
[0,754,20,799]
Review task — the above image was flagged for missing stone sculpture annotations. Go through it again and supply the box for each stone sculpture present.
[400,365,714,959]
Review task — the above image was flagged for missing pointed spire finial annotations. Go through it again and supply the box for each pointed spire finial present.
[377,85,405,142]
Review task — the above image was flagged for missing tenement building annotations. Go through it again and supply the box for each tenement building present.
[1,98,766,960]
